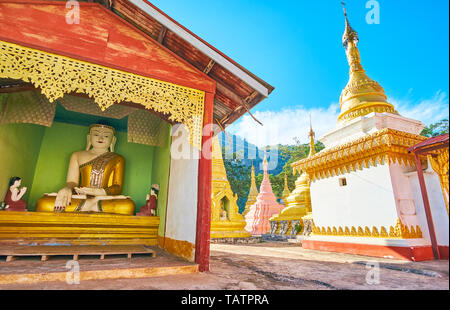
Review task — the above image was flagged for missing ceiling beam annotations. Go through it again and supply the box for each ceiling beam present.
[157,25,168,44]
[203,59,215,75]
[215,82,262,126]
[244,91,259,104]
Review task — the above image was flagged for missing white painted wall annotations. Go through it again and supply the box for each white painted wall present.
[389,163,424,232]
[406,161,449,246]
[310,163,398,229]
[165,126,199,247]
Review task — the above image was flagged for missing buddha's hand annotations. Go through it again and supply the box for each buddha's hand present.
[55,187,73,212]
[75,187,107,197]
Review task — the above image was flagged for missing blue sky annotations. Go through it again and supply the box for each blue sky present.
[151,0,449,146]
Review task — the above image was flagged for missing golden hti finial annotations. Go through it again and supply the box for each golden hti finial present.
[282,172,291,201]
[341,1,359,48]
[308,115,316,158]
[337,1,398,124]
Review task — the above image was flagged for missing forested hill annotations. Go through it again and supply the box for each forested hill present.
[218,132,324,212]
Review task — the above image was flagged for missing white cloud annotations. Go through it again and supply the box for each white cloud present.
[226,91,449,147]
[392,90,449,126]
[227,103,340,147]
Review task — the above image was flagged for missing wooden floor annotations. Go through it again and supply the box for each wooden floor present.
[0,245,156,262]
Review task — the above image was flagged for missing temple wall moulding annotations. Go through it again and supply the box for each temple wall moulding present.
[0,40,205,149]
[292,128,427,181]
[311,218,423,239]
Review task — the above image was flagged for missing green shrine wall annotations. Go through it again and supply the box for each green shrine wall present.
[28,122,156,211]
[152,123,172,237]
[0,123,46,205]
[1,119,172,221]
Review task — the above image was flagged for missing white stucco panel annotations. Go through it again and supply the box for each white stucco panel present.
[165,126,199,245]
[311,164,398,229]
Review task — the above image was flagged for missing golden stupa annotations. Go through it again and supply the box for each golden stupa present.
[242,162,259,216]
[210,135,251,238]
[281,173,291,203]
[338,7,397,124]
[269,122,315,236]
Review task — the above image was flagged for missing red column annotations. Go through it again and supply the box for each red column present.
[414,154,440,259]
[195,91,214,272]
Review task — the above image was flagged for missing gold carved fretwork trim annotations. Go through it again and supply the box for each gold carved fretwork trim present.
[338,103,398,123]
[292,128,427,181]
[0,40,205,149]
[429,149,449,215]
[311,218,423,239]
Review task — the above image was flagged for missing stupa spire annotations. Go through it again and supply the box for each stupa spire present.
[243,161,259,216]
[211,134,228,182]
[308,115,316,158]
[338,2,397,124]
[281,173,291,202]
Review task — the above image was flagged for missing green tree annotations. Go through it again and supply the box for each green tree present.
[421,119,449,137]
[223,138,326,210]
[222,150,251,213]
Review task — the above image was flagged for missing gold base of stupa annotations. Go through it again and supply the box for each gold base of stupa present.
[210,220,251,238]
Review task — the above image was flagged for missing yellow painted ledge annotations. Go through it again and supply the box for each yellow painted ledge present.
[0,211,160,246]
[0,265,199,285]
[210,220,251,238]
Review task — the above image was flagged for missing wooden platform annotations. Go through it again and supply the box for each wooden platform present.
[0,246,198,285]
[0,245,156,262]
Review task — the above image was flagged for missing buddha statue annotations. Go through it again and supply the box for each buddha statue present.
[36,124,135,215]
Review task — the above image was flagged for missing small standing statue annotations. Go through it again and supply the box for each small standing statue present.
[137,184,159,216]
[219,206,228,221]
[4,177,27,212]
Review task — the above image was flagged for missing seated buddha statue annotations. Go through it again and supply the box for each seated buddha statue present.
[36,123,135,215]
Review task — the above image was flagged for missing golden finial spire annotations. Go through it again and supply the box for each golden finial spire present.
[211,135,228,182]
[243,160,259,216]
[338,2,398,124]
[308,115,316,158]
[341,1,359,49]
[282,172,291,201]
[249,161,258,197]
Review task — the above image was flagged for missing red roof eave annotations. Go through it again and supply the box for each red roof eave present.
[408,133,449,154]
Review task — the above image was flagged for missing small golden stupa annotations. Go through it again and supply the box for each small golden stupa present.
[281,173,291,203]
[210,135,251,238]
[242,162,259,216]
[269,121,315,236]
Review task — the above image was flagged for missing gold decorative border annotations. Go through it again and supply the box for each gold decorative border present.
[311,218,423,239]
[338,104,398,123]
[292,128,427,181]
[0,40,205,149]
